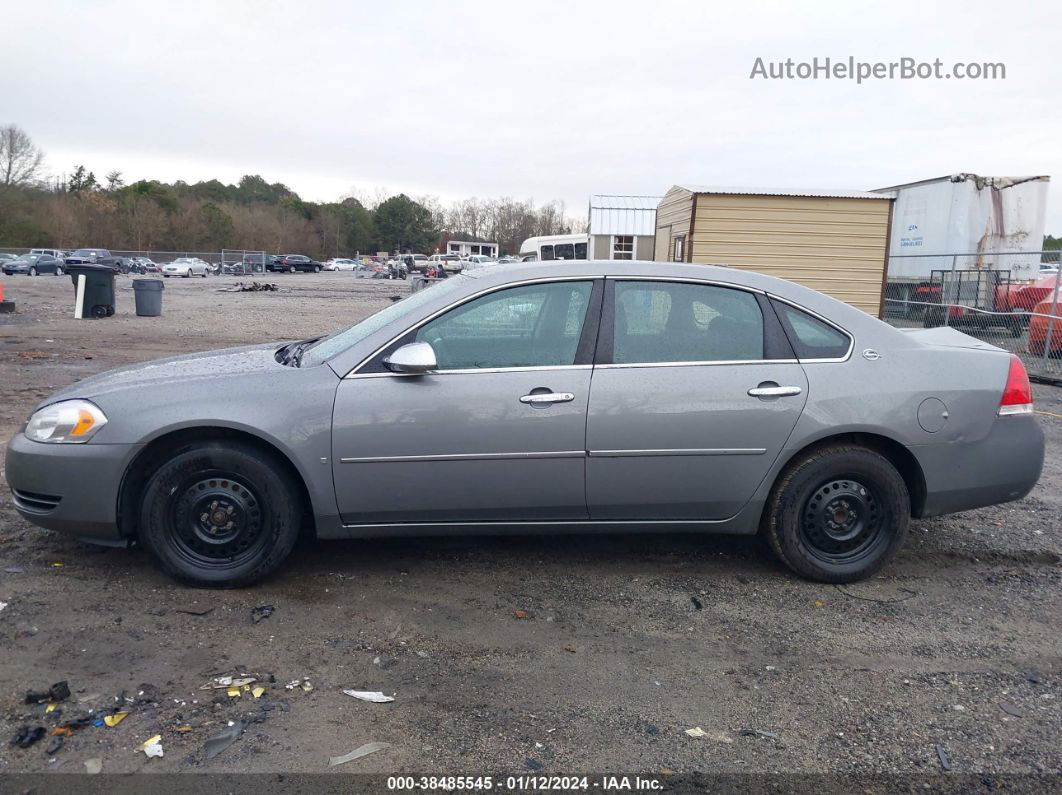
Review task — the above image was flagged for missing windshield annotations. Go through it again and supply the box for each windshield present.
[72,249,98,256]
[300,275,470,368]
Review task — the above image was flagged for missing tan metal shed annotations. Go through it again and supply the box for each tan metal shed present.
[655,185,895,316]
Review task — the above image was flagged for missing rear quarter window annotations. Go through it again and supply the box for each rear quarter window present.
[772,301,851,360]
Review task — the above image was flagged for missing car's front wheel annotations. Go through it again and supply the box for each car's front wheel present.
[762,445,909,583]
[29,266,38,276]
[55,266,64,276]
[138,441,303,587]
[288,265,296,273]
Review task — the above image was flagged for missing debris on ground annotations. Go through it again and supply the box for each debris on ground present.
[513,609,529,619]
[935,744,952,771]
[286,678,313,692]
[251,604,275,624]
[10,725,45,748]
[45,735,64,755]
[139,734,164,759]
[204,721,246,759]
[690,596,703,610]
[252,686,265,699]
[175,606,215,617]
[3,566,24,574]
[0,601,7,615]
[84,758,103,774]
[343,690,395,703]
[739,728,778,740]
[103,711,129,727]
[685,727,732,743]
[25,681,70,704]
[218,282,279,293]
[200,675,257,691]
[1000,703,1025,718]
[328,741,391,767]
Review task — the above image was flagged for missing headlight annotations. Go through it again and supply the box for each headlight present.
[25,400,108,444]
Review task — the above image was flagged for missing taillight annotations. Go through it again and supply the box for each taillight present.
[999,355,1034,416]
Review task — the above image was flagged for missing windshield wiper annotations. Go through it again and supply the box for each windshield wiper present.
[279,336,321,368]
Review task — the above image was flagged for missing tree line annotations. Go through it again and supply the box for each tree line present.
[0,124,581,257]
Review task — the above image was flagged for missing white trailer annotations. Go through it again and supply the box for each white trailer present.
[875,174,1049,283]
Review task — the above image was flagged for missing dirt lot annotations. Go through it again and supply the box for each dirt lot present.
[0,272,1059,783]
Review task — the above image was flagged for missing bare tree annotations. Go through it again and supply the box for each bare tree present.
[0,125,45,186]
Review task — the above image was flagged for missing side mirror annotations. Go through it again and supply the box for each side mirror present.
[383,341,437,374]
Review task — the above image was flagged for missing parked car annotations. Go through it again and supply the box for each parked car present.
[64,248,118,268]
[461,255,498,271]
[2,253,65,276]
[427,253,463,272]
[0,252,19,264]
[129,257,159,274]
[30,248,67,260]
[393,253,429,272]
[162,257,210,278]
[4,261,1044,588]
[323,258,357,271]
[276,254,322,273]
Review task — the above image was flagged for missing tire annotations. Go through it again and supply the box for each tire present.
[314,265,321,273]
[762,445,909,583]
[138,441,303,587]
[29,267,38,276]
[55,266,64,276]
[289,265,296,273]
[202,270,208,278]
[90,305,108,318]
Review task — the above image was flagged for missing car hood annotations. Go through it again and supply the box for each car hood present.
[42,344,290,405]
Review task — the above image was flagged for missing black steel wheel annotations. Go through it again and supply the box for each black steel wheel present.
[139,441,303,587]
[763,445,909,583]
[799,478,884,566]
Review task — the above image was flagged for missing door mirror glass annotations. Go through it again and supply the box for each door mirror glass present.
[384,341,437,374]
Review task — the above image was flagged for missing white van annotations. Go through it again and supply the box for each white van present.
[30,248,66,259]
[518,234,589,262]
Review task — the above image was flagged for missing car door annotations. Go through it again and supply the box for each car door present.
[331,278,602,524]
[586,278,808,521]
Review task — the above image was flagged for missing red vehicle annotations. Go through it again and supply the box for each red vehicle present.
[1028,291,1062,357]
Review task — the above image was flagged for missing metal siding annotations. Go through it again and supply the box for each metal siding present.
[589,207,659,236]
[635,236,655,260]
[690,194,892,315]
[680,185,893,201]
[654,187,694,261]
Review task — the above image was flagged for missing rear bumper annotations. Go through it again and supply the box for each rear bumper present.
[4,432,138,541]
[913,415,1045,518]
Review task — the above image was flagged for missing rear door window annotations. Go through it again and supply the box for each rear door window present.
[611,281,764,364]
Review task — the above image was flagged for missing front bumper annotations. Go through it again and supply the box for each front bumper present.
[913,415,1045,518]
[4,432,139,541]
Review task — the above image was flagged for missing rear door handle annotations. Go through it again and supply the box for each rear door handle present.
[520,392,575,405]
[748,386,803,397]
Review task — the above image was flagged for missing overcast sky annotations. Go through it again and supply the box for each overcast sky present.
[5,0,1062,229]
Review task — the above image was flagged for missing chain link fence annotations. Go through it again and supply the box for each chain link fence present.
[883,250,1062,383]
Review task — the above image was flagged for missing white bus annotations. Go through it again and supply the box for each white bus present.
[518,234,589,262]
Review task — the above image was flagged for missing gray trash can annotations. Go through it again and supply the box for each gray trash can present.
[132,278,164,316]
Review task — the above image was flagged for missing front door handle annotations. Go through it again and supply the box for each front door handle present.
[520,392,575,405]
[748,385,803,397]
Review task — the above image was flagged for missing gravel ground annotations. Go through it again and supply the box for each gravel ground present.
[0,272,1058,783]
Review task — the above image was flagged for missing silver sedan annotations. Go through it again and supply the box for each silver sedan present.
[5,261,1044,587]
[162,257,210,278]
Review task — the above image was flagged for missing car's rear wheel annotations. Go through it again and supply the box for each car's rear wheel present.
[314,265,321,273]
[762,445,909,583]
[138,441,303,587]
[29,266,38,276]
[289,265,296,273]
[55,266,64,276]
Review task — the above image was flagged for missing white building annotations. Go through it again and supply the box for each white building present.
[588,194,662,260]
[446,240,499,258]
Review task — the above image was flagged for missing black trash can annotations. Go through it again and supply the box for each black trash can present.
[68,263,117,318]
[132,278,164,316]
